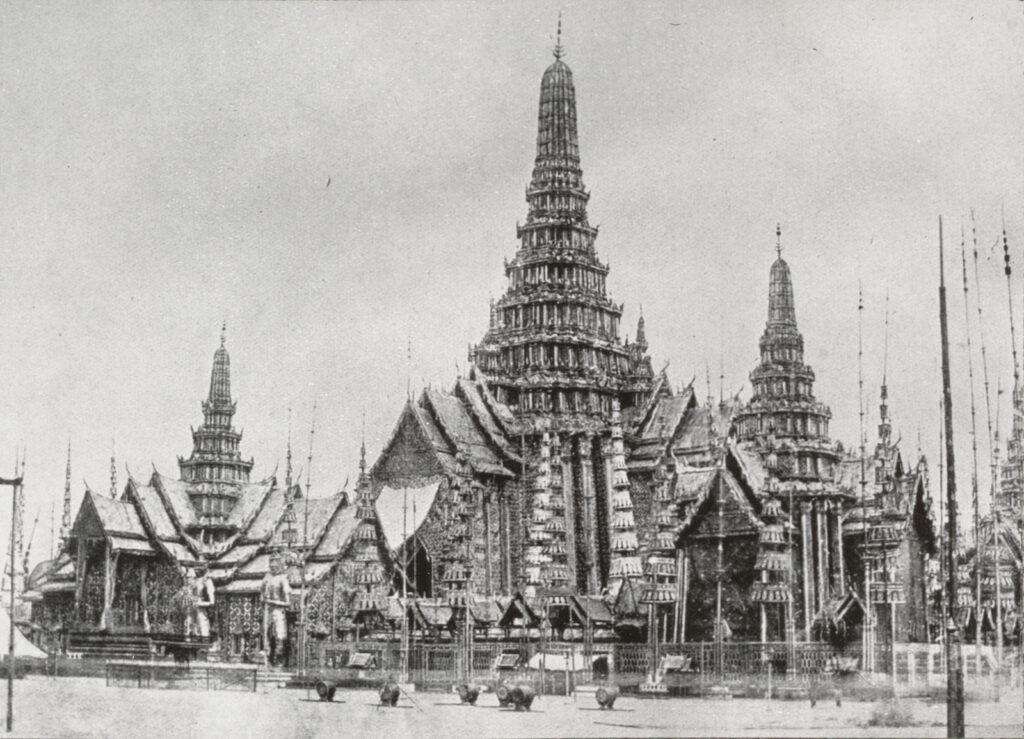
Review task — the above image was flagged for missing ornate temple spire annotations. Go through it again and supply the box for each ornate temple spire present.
[359,411,368,481]
[470,37,651,424]
[531,41,582,200]
[285,408,293,491]
[178,326,254,487]
[636,309,648,353]
[553,11,564,61]
[208,322,232,409]
[735,225,836,479]
[767,224,797,329]
[109,441,118,499]
[878,293,892,447]
[60,442,72,545]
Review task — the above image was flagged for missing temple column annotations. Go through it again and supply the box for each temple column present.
[817,501,829,608]
[101,541,118,629]
[679,550,690,643]
[579,435,599,594]
[674,549,685,643]
[482,488,493,597]
[140,560,150,631]
[760,567,769,644]
[800,501,815,638]
[74,537,86,620]
[562,438,578,592]
[830,502,845,594]
[500,488,512,595]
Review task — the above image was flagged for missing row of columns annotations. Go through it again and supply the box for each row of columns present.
[799,498,845,636]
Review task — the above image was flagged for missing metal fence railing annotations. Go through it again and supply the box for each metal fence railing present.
[302,639,1022,692]
[105,660,258,692]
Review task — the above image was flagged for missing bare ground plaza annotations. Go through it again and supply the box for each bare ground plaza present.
[0,676,1016,739]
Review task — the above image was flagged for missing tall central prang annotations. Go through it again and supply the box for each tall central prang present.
[470,33,653,434]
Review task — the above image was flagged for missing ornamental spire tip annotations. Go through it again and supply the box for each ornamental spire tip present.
[553,11,564,60]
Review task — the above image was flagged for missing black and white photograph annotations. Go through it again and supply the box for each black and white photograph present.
[1,2,1022,737]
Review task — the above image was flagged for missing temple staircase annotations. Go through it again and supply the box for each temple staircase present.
[67,632,154,661]
[256,667,295,689]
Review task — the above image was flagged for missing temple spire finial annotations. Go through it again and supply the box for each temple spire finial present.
[553,11,564,60]
[359,409,367,476]
[635,306,647,350]
[110,440,118,499]
[878,290,892,446]
[285,406,293,490]
[776,223,782,259]
[220,321,226,347]
[61,440,72,544]
[882,289,890,388]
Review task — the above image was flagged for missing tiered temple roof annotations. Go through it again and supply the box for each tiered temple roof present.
[469,44,654,433]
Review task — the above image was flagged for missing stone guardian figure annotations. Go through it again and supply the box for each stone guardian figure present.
[261,555,291,666]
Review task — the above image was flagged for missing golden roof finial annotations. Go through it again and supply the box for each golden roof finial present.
[775,223,782,259]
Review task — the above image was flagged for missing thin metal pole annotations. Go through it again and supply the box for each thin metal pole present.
[939,216,966,738]
[2,474,23,734]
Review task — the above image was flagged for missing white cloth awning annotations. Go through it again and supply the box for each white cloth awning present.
[0,607,47,659]
[376,482,441,551]
[526,649,605,672]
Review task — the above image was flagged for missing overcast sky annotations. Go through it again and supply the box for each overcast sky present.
[1,1,1022,567]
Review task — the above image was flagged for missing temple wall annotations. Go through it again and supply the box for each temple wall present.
[681,534,760,641]
[144,559,183,632]
[217,593,261,654]
[629,478,656,554]
[305,567,352,639]
[898,531,930,642]
[80,546,106,626]
[111,555,149,628]
[468,480,505,596]
[372,412,445,486]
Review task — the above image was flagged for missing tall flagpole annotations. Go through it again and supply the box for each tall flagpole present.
[939,216,966,738]
[969,212,1002,670]
[958,227,983,667]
